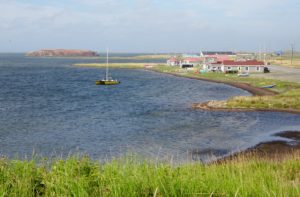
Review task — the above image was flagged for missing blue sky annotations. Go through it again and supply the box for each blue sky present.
[0,0,299,52]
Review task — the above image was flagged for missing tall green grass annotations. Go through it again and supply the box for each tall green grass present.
[0,153,299,196]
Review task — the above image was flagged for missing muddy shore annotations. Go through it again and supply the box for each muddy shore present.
[218,131,300,162]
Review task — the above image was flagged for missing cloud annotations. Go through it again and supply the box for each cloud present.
[0,0,299,52]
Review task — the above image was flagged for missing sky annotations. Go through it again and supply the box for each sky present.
[0,0,299,53]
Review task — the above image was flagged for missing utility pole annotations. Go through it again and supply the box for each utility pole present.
[291,44,294,65]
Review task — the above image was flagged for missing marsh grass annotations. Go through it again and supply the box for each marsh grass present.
[226,88,300,110]
[0,152,299,196]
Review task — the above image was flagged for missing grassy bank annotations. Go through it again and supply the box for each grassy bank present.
[226,89,300,110]
[1,153,299,196]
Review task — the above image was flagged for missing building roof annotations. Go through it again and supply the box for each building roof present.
[211,61,223,65]
[222,60,265,66]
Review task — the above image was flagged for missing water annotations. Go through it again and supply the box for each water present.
[1,54,300,161]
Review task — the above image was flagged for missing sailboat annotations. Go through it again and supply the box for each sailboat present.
[96,49,120,85]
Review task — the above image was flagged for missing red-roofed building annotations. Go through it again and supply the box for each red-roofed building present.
[203,60,266,73]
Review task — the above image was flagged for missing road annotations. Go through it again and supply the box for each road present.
[251,65,300,83]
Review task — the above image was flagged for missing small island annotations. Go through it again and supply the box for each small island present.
[26,49,98,57]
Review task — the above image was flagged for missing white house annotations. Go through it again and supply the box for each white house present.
[167,57,180,66]
[203,60,265,73]
[167,57,202,68]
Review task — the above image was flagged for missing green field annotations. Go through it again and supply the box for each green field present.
[270,53,300,68]
[1,153,299,196]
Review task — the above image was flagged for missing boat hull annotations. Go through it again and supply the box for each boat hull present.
[96,80,120,85]
[261,84,276,88]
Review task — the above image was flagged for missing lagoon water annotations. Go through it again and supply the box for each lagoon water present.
[1,54,300,161]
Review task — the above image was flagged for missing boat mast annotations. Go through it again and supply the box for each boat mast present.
[106,48,109,80]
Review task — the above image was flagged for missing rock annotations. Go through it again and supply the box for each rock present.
[26,49,98,57]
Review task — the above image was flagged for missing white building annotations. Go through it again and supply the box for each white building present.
[203,60,265,73]
[167,57,202,68]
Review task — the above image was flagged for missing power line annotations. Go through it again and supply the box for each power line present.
[291,44,295,65]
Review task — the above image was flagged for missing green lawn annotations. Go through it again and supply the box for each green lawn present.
[1,153,299,196]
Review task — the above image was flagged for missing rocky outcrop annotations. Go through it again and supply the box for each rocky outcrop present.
[26,49,98,57]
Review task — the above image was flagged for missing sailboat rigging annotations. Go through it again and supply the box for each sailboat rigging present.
[96,49,120,85]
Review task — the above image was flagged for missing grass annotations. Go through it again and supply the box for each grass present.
[226,88,300,110]
[270,54,300,68]
[0,153,299,196]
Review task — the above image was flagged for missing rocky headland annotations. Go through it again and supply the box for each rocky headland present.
[26,49,98,57]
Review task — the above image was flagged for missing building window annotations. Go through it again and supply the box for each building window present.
[238,67,241,70]
[257,67,260,71]
[227,67,231,70]
[245,67,249,71]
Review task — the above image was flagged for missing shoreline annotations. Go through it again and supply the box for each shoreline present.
[147,68,277,96]
[217,130,300,163]
[191,101,300,115]
[145,68,300,115]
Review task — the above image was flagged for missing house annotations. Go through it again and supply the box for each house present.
[203,60,266,73]
[167,56,202,68]
[167,57,180,66]
[203,61,223,72]
[181,57,202,68]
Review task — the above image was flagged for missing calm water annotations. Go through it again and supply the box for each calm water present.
[1,54,300,161]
